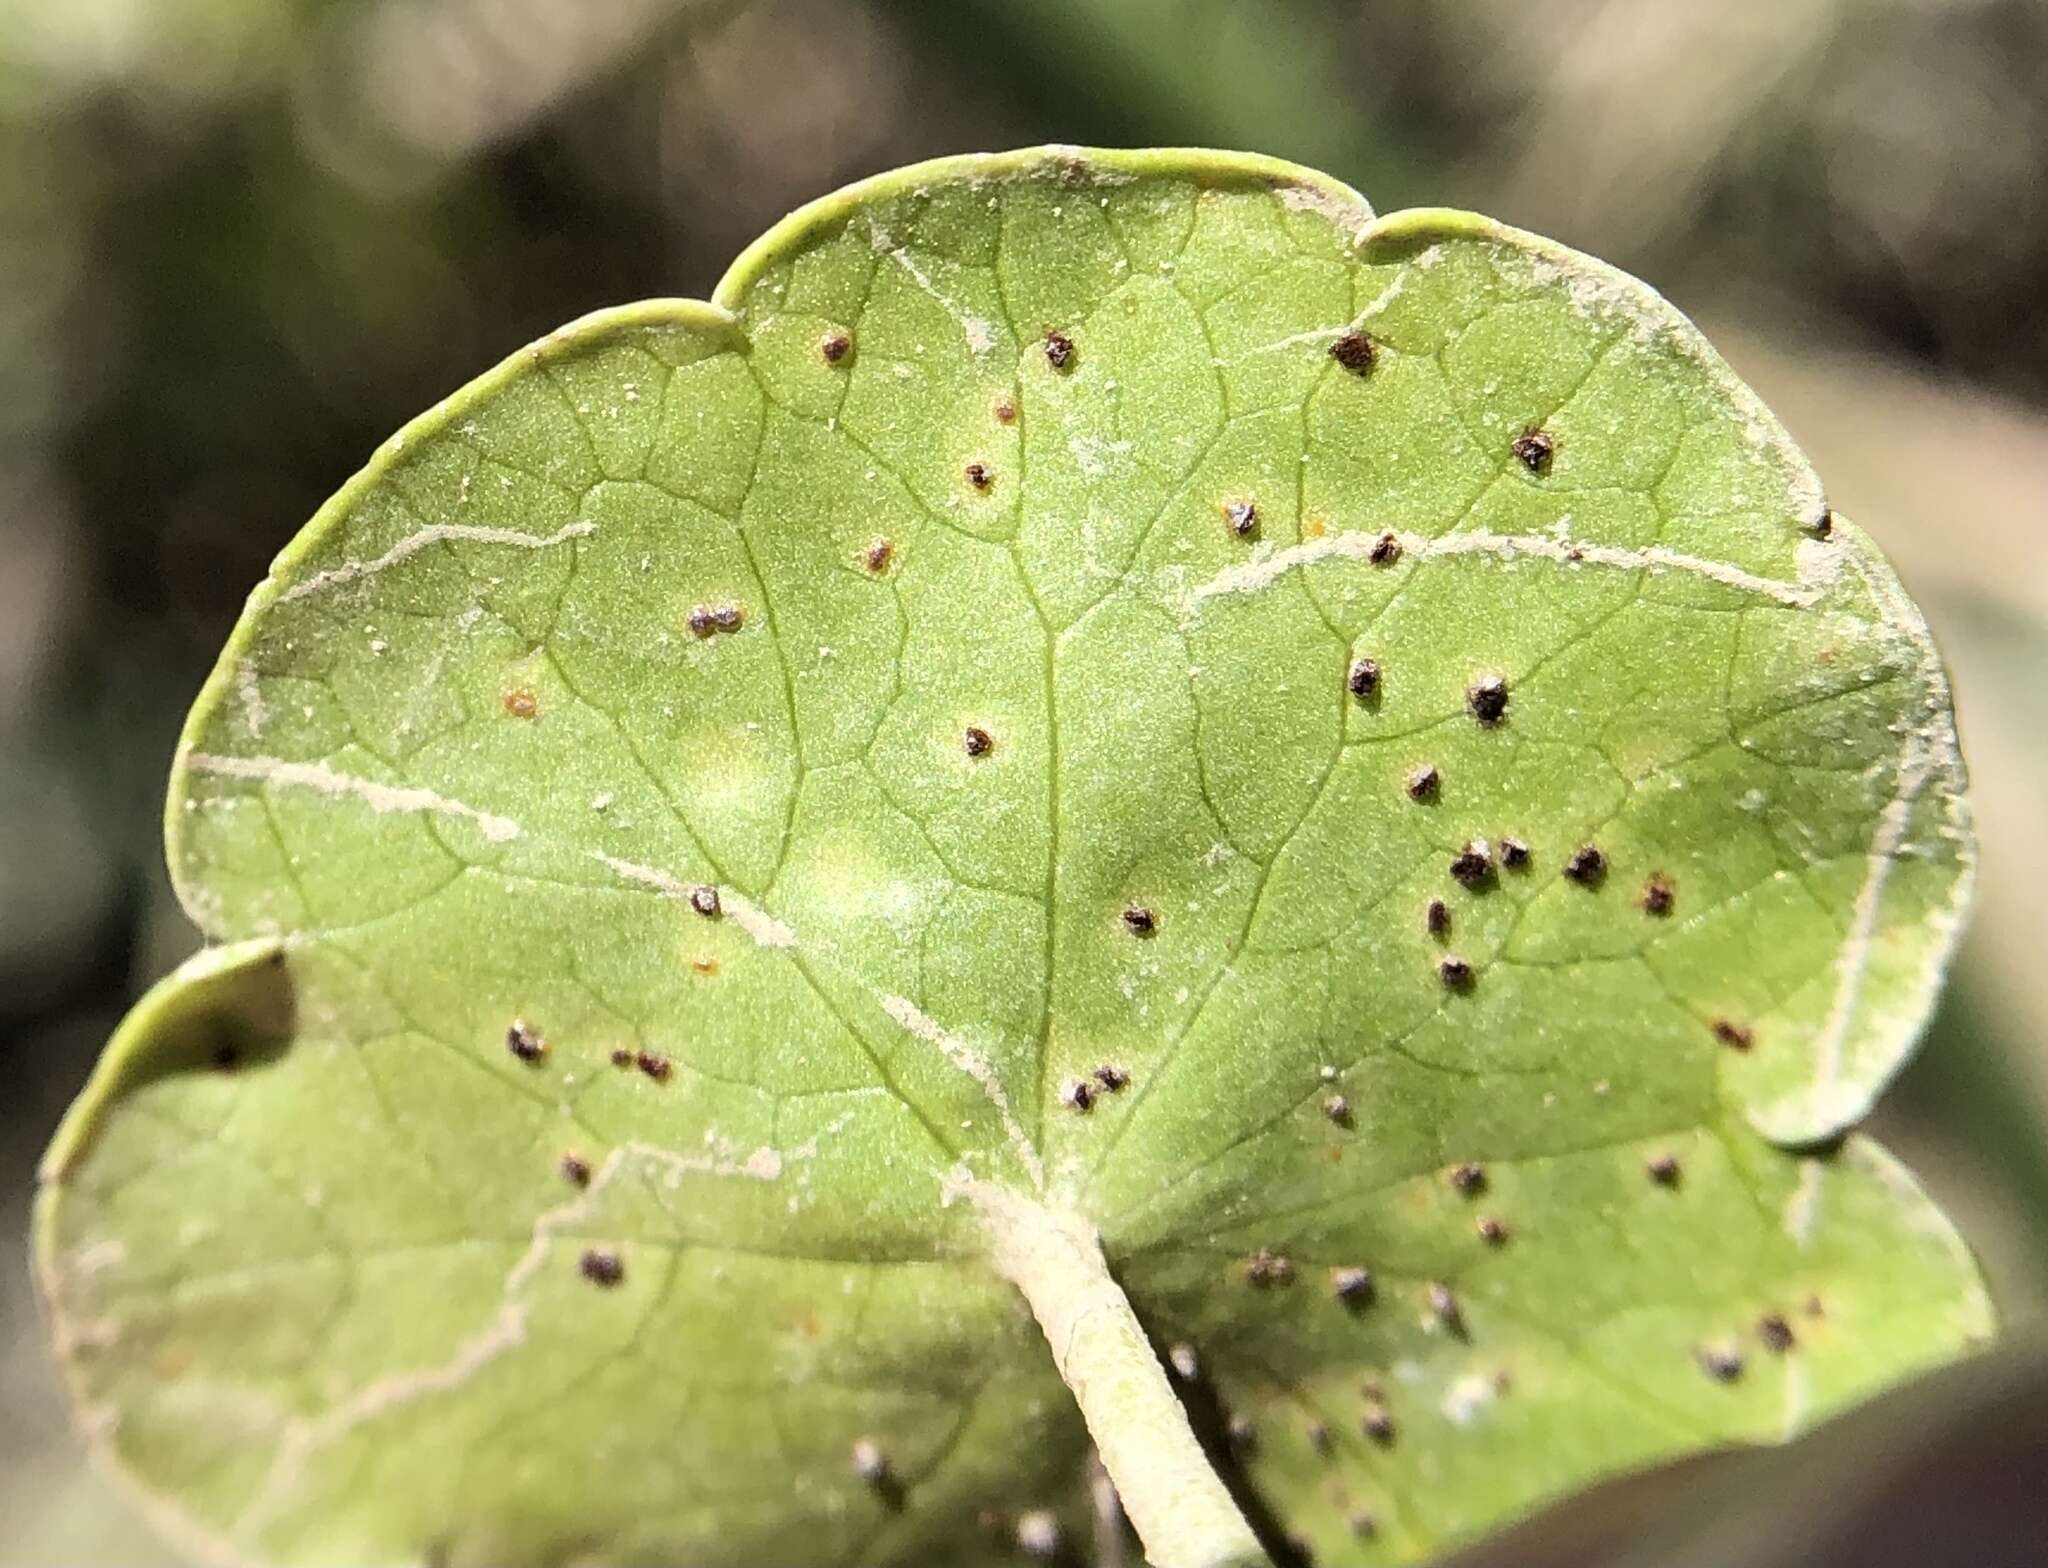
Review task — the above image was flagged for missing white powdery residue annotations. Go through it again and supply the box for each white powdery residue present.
[888,248,996,357]
[233,1138,782,1537]
[1215,324,1349,366]
[1357,264,1415,321]
[1440,1371,1500,1427]
[1273,181,1375,248]
[71,1239,126,1276]
[880,994,1044,1190]
[1503,239,1828,525]
[632,1138,788,1189]
[1068,434,1133,477]
[589,853,796,948]
[185,753,521,843]
[278,519,596,602]
[1779,1355,1812,1440]
[1184,528,1819,612]
[1796,549,1970,1120]
[233,660,268,735]
[1782,1160,1825,1246]
[726,895,798,949]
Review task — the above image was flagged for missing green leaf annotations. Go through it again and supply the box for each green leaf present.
[37,147,1988,1568]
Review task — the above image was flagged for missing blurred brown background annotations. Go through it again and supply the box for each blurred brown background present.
[4,2,2046,1562]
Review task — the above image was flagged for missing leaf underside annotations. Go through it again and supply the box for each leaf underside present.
[37,147,1988,1568]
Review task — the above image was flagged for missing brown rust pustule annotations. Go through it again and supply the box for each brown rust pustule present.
[1467,673,1509,726]
[1563,843,1606,886]
[1512,428,1555,473]
[1330,331,1377,374]
[506,1020,546,1063]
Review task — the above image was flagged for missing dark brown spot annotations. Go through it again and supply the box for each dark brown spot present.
[1329,331,1377,374]
[1641,873,1676,917]
[1223,499,1258,538]
[1439,955,1474,990]
[1044,330,1075,369]
[635,1051,672,1083]
[1407,763,1440,801]
[1092,1063,1131,1093]
[1332,1266,1375,1305]
[1647,1152,1681,1186]
[688,884,721,918]
[506,1020,546,1063]
[1425,897,1451,938]
[1368,531,1401,565]
[1512,428,1555,474]
[689,604,744,637]
[1711,1016,1755,1051]
[963,725,994,758]
[1500,837,1531,870]
[1226,1413,1257,1451]
[579,1247,624,1287]
[1449,1162,1487,1195]
[1808,509,1834,538]
[864,537,893,573]
[1324,1094,1352,1126]
[560,1152,592,1188]
[1350,1513,1379,1541]
[1060,1077,1094,1113]
[820,329,852,364]
[502,688,539,719]
[1563,843,1606,885]
[609,1047,633,1069]
[1450,840,1494,888]
[1467,674,1509,726]
[1804,1295,1826,1319]
[1306,1420,1332,1454]
[1121,905,1157,936]
[211,1045,242,1072]
[1696,1345,1744,1383]
[1427,1281,1464,1333]
[1245,1249,1294,1287]
[1477,1215,1509,1246]
[1362,1402,1396,1444]
[1347,656,1380,699]
[1758,1313,1796,1354]
[965,461,993,491]
[994,394,1017,424]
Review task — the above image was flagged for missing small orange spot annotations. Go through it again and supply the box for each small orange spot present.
[1303,515,1328,539]
[689,956,719,976]
[1817,646,1838,665]
[994,395,1018,424]
[155,1344,194,1378]
[796,1311,821,1338]
[503,688,539,719]
[1326,1145,1345,1163]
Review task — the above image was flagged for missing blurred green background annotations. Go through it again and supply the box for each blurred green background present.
[4,2,2046,1562]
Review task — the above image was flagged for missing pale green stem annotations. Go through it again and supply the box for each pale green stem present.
[972,1186,1269,1568]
